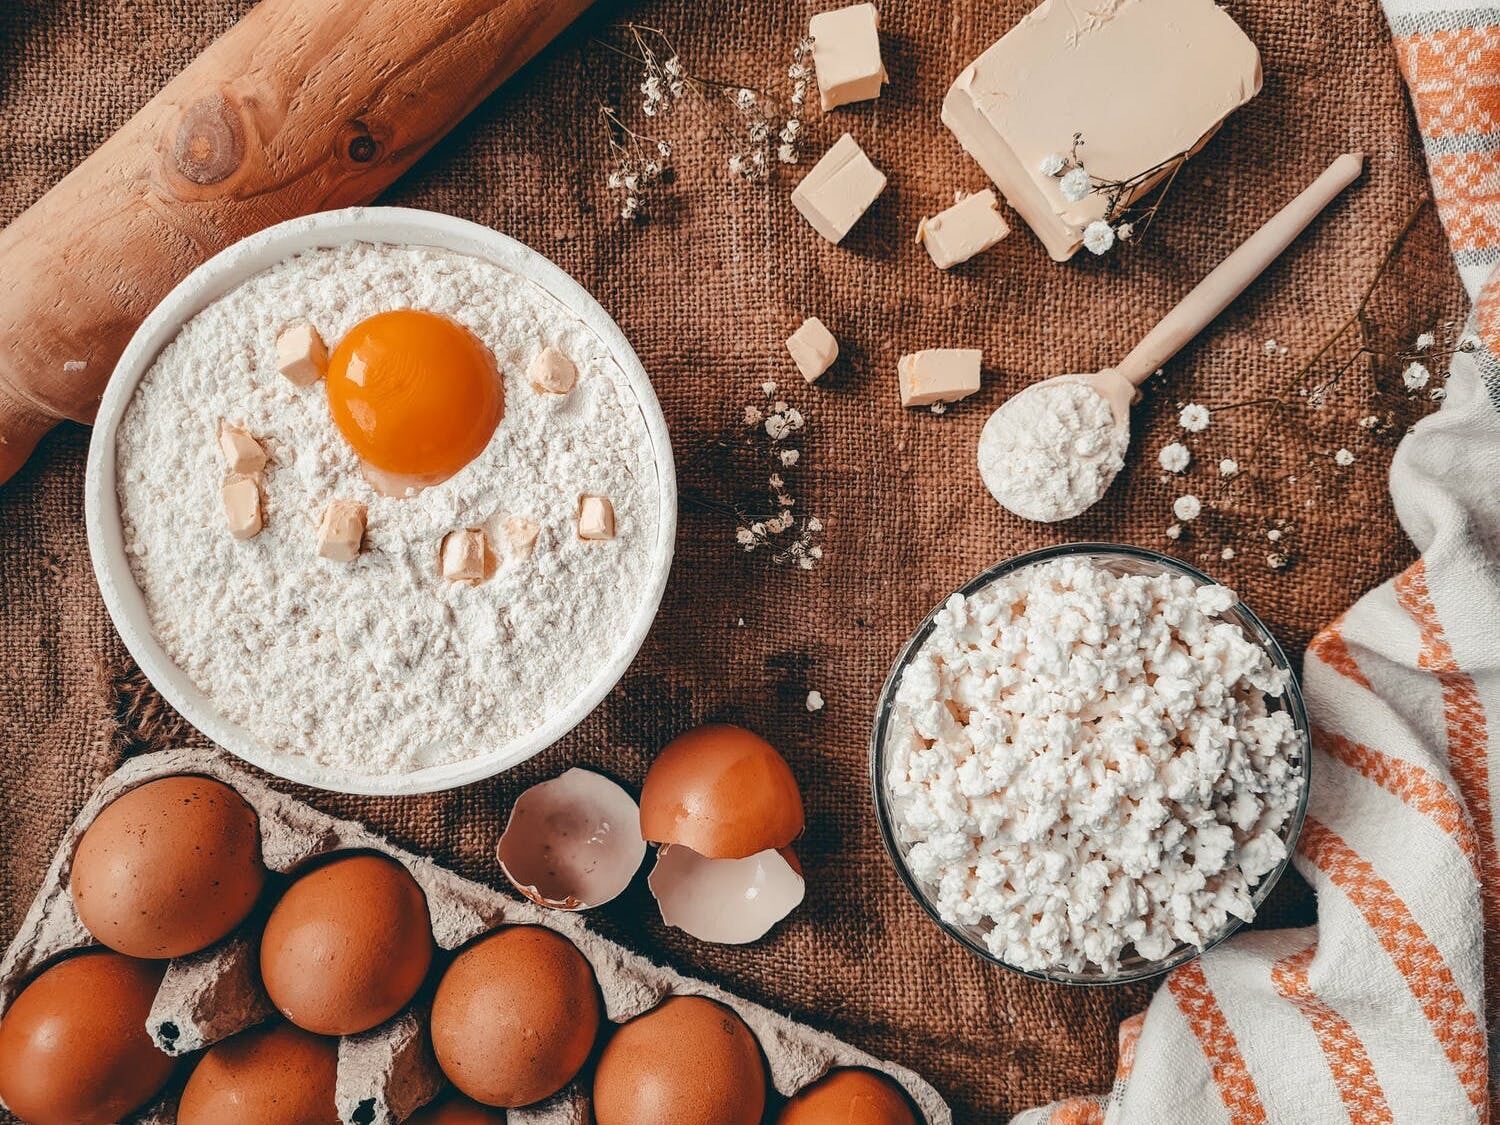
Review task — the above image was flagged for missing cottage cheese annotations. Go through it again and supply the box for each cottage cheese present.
[884,556,1302,973]
[117,243,660,776]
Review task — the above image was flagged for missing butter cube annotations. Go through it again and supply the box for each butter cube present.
[221,475,262,540]
[316,499,366,562]
[791,133,886,244]
[917,190,1010,269]
[218,422,266,476]
[503,514,540,557]
[577,496,615,541]
[440,529,488,583]
[528,346,577,395]
[898,349,982,407]
[810,3,887,111]
[276,322,328,387]
[942,0,1260,260]
[786,318,839,383]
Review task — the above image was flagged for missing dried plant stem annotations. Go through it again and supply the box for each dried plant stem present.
[1210,193,1432,506]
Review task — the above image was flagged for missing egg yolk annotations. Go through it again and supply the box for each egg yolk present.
[326,310,503,484]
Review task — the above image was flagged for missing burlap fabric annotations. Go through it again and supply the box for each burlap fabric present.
[0,0,1467,1119]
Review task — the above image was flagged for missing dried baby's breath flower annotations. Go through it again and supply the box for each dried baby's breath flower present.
[1060,166,1092,203]
[1266,552,1288,570]
[1415,332,1435,351]
[1402,361,1430,390]
[1039,152,1067,177]
[1173,494,1202,521]
[1165,523,1183,540]
[1267,528,1282,542]
[1334,447,1355,466]
[1218,458,1239,477]
[1082,220,1116,256]
[1157,442,1190,473]
[689,386,825,569]
[1178,403,1211,432]
[1221,547,1236,561]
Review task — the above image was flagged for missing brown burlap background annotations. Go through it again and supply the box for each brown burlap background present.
[0,1,1470,1119]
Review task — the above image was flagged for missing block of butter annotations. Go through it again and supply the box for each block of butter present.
[791,133,887,244]
[809,3,887,111]
[898,349,982,407]
[942,0,1261,261]
[917,190,1009,269]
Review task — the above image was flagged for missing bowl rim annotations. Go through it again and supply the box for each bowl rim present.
[868,542,1312,986]
[84,206,677,795]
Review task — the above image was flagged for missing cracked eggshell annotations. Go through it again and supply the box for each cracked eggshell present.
[496,768,646,910]
[639,724,804,860]
[648,844,805,945]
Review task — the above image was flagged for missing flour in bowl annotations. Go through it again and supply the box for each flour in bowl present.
[116,243,661,776]
[883,556,1303,974]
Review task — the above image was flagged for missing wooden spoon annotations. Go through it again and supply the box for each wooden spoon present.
[980,152,1365,523]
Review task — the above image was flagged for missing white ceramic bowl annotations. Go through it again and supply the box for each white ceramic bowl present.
[86,207,677,795]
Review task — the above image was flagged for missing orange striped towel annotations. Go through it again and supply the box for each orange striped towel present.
[1014,3,1500,1122]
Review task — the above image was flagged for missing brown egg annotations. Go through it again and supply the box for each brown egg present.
[70,775,266,958]
[593,995,765,1125]
[407,1089,510,1123]
[777,1068,919,1124]
[431,926,600,1107]
[639,724,804,859]
[176,1022,338,1125]
[0,951,173,1125]
[260,853,432,1035]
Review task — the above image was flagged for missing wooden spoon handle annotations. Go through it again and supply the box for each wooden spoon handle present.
[0,0,594,486]
[1113,152,1365,387]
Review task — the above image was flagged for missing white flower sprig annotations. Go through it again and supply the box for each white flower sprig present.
[1037,132,1190,254]
[596,24,812,216]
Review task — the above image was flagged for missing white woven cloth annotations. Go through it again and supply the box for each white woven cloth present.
[1015,0,1500,1119]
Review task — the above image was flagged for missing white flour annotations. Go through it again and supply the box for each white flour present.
[117,244,660,775]
[977,378,1127,522]
[884,557,1302,973]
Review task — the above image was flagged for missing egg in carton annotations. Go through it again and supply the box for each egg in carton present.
[0,747,951,1124]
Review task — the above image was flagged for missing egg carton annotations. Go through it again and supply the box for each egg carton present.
[0,749,951,1124]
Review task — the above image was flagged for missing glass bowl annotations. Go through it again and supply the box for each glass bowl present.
[869,543,1312,985]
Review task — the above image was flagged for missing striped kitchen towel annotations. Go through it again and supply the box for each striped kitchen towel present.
[1016,1,1500,1121]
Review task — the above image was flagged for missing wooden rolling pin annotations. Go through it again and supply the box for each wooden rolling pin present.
[0,0,594,486]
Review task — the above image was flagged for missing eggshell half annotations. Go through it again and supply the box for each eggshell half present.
[0,951,173,1125]
[260,853,433,1035]
[594,995,765,1125]
[407,1089,510,1124]
[648,844,805,944]
[777,1068,920,1124]
[497,768,646,910]
[639,724,804,859]
[430,926,601,1107]
[70,775,266,958]
[176,1022,338,1125]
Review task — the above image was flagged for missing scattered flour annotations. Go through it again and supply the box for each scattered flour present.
[977,379,1127,522]
[883,556,1303,973]
[117,244,660,775]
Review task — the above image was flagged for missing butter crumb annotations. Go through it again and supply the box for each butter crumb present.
[441,528,488,582]
[786,317,839,383]
[528,346,577,395]
[222,475,262,540]
[503,514,540,557]
[316,499,366,562]
[898,348,982,407]
[805,689,825,712]
[578,495,616,541]
[218,422,266,476]
[275,322,327,387]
